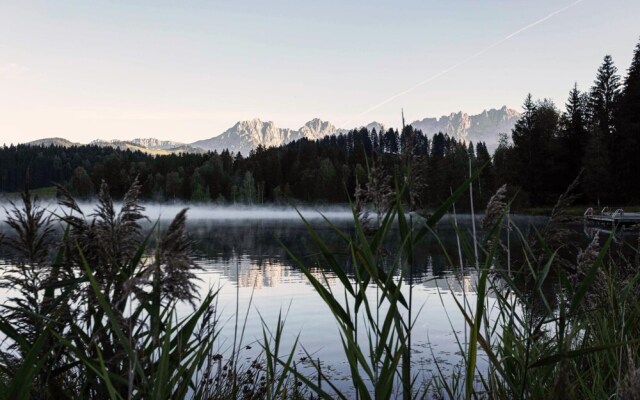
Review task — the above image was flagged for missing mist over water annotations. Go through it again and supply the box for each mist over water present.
[0,195,550,228]
[0,200,356,222]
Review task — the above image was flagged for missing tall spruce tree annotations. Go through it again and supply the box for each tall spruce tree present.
[565,83,588,149]
[588,55,621,134]
[559,83,588,186]
[511,95,560,204]
[511,95,537,201]
[615,38,640,200]
[475,142,494,204]
[583,56,621,204]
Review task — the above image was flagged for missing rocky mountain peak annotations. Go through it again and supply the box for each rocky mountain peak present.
[130,138,185,150]
[299,119,336,140]
[191,107,520,155]
[410,106,519,151]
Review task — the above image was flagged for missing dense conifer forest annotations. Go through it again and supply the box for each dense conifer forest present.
[2,38,639,209]
[0,130,493,210]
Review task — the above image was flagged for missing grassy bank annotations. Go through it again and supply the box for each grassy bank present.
[0,185,58,201]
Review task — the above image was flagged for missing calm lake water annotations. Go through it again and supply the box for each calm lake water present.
[173,209,489,392]
[0,202,554,393]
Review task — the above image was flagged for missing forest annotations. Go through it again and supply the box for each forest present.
[1,38,639,209]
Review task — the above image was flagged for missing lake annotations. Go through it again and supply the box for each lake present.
[0,202,551,394]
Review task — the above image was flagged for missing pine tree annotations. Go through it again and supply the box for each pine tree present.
[510,94,537,199]
[383,129,399,154]
[559,83,588,185]
[615,37,640,200]
[588,55,621,135]
[583,55,621,203]
[475,142,494,204]
[565,83,588,141]
[68,166,95,198]
[619,38,640,116]
[511,95,560,204]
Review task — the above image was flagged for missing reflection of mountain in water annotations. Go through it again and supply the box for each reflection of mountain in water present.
[183,219,486,289]
[420,273,476,294]
[199,251,339,289]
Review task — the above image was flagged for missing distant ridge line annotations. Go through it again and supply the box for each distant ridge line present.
[23,106,519,155]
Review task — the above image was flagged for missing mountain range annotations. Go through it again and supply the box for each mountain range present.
[25,107,519,155]
[410,106,520,150]
[89,139,206,155]
[24,138,206,155]
[191,118,339,155]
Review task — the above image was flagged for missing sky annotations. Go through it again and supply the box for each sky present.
[1,0,639,145]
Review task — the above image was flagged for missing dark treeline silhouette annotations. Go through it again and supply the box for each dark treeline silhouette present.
[2,37,639,209]
[0,128,492,210]
[496,38,640,206]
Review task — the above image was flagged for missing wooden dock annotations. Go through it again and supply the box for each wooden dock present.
[584,207,640,226]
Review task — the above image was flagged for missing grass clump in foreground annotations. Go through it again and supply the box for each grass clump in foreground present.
[0,180,309,400]
[0,174,640,399]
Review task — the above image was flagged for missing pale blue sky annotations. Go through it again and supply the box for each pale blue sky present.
[1,0,639,144]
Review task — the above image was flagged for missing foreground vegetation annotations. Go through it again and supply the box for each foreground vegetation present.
[1,165,640,399]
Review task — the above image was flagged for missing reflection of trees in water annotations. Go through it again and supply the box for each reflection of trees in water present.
[189,220,341,264]
[190,220,345,288]
[185,220,485,288]
[417,272,477,295]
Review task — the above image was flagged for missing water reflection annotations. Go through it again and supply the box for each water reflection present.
[184,218,484,289]
[199,255,338,289]
[422,273,475,294]
[184,217,485,393]
[0,209,538,395]
[583,222,640,245]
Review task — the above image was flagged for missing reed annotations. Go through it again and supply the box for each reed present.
[0,180,301,399]
[1,174,640,399]
[277,169,640,399]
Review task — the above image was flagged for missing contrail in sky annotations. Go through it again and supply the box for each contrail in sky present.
[340,0,585,128]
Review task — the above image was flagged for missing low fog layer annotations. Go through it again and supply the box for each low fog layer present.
[0,199,547,228]
[0,200,356,222]
[137,203,357,221]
